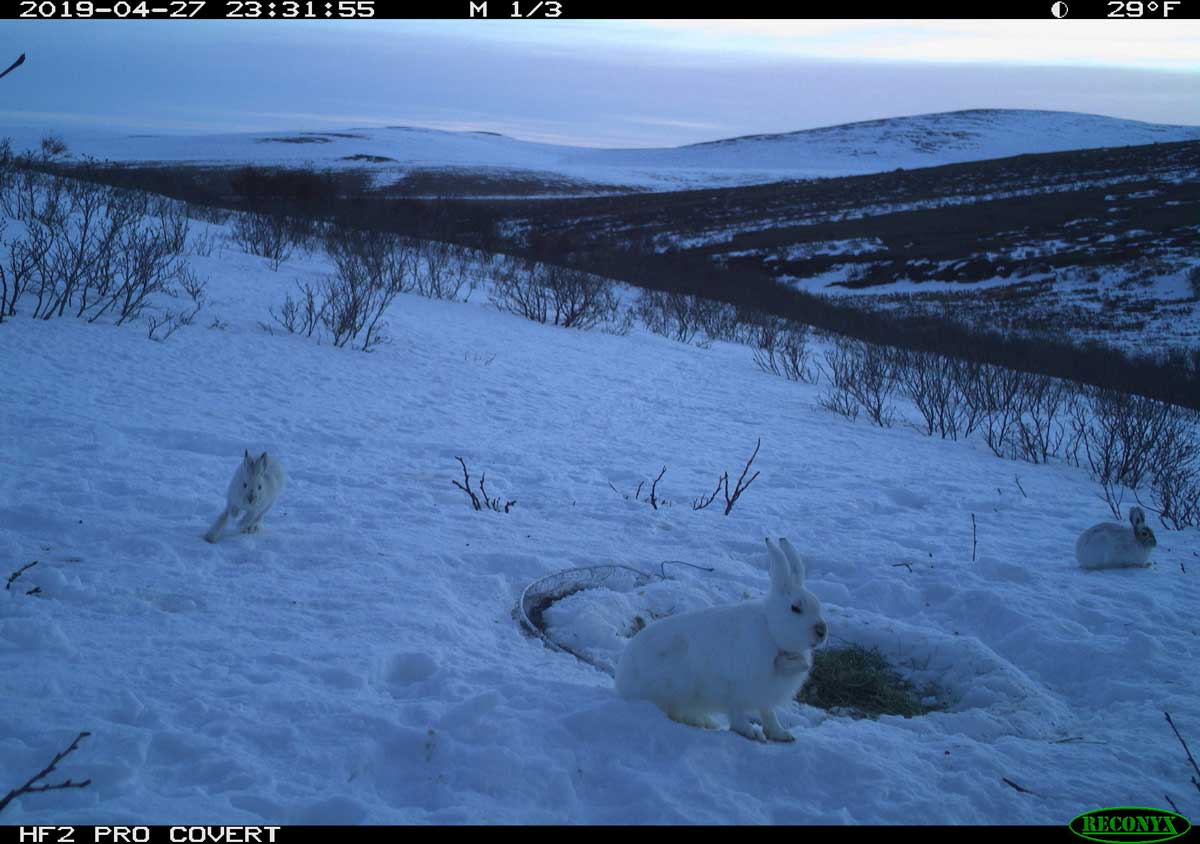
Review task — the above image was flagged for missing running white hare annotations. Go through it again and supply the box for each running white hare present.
[204,450,287,543]
[615,537,828,742]
[1075,506,1156,570]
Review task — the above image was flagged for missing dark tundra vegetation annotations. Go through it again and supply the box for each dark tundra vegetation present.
[33,137,1200,413]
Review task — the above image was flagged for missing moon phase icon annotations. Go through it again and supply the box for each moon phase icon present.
[1051,1,1069,16]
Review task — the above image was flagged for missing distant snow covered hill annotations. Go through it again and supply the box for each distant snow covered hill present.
[4,109,1199,194]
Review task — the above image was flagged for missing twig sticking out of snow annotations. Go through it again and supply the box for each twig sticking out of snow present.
[695,439,763,516]
[1164,711,1200,795]
[1001,777,1038,796]
[692,476,722,511]
[452,457,515,514]
[972,513,977,562]
[648,466,666,511]
[723,438,761,516]
[453,457,482,510]
[612,469,667,510]
[0,731,92,815]
[5,560,38,591]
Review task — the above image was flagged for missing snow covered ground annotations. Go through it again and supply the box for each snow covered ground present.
[2,215,1199,824]
[3,109,1199,193]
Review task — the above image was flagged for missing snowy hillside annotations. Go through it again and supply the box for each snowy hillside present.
[4,109,1199,193]
[2,209,1199,824]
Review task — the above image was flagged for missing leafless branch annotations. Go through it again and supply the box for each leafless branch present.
[722,438,762,516]
[971,513,977,563]
[452,457,482,511]
[1000,776,1038,796]
[1164,711,1200,795]
[648,466,666,511]
[452,458,514,514]
[0,731,92,815]
[692,475,723,511]
[5,560,38,590]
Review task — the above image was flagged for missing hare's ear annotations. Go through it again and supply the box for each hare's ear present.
[766,538,792,593]
[779,537,806,585]
[243,449,254,468]
[257,452,269,470]
[1129,507,1144,527]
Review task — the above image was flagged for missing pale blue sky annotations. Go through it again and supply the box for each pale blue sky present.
[0,20,1196,146]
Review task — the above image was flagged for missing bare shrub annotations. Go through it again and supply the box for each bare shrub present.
[231,210,295,270]
[754,319,817,382]
[1072,387,1195,517]
[185,202,232,225]
[693,298,742,343]
[1147,407,1200,529]
[489,255,549,323]
[269,280,325,338]
[320,268,400,351]
[542,264,621,329]
[951,359,988,439]
[893,349,972,439]
[146,267,205,342]
[33,177,118,320]
[316,226,413,350]
[0,174,190,326]
[39,134,68,161]
[452,457,515,513]
[693,438,762,516]
[150,196,189,254]
[1150,462,1200,531]
[490,256,621,330]
[103,212,190,326]
[968,364,1028,459]
[1,217,52,318]
[818,337,862,421]
[413,239,474,301]
[635,289,708,346]
[189,227,220,257]
[1012,374,1074,464]
[818,337,896,427]
[325,226,412,294]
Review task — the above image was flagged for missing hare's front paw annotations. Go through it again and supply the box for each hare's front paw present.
[760,709,795,742]
[763,726,796,743]
[242,522,260,534]
[730,715,764,743]
[668,710,719,730]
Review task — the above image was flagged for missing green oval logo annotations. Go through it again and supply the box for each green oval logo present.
[1070,807,1192,844]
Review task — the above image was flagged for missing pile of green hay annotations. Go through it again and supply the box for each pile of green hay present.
[798,644,945,719]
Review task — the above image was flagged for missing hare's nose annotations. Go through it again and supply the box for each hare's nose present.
[815,621,827,640]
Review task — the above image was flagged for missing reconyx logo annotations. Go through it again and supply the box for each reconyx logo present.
[1070,807,1192,843]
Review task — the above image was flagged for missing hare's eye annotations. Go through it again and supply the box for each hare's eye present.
[791,603,804,615]
[242,483,247,488]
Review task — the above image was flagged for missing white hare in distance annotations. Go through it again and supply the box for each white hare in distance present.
[615,537,828,743]
[204,450,287,544]
[1075,506,1157,570]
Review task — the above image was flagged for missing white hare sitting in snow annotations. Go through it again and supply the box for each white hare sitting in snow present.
[204,450,287,543]
[615,537,828,743]
[1075,506,1157,570]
